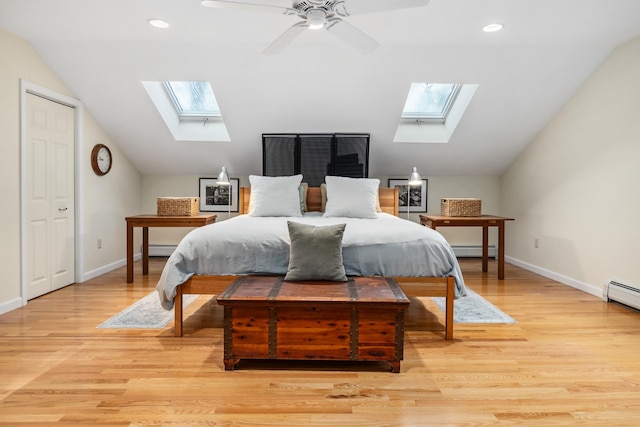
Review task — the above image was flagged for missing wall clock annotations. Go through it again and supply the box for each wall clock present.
[90,144,112,176]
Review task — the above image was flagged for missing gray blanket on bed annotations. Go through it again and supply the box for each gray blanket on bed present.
[156,213,467,310]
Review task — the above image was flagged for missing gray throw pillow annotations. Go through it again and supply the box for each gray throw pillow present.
[284,221,347,281]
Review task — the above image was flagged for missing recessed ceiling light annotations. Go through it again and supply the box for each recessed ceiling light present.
[482,23,504,33]
[148,19,170,29]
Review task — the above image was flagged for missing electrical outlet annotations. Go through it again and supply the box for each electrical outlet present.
[534,238,539,248]
[97,238,102,249]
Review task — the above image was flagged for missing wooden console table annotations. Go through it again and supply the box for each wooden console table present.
[420,214,514,279]
[125,214,216,283]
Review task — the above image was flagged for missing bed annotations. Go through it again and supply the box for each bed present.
[156,177,467,339]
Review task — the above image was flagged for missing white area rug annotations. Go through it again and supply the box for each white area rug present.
[431,289,516,324]
[97,292,199,329]
[100,289,513,329]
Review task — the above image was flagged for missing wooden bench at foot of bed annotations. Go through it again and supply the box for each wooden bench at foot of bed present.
[174,275,455,340]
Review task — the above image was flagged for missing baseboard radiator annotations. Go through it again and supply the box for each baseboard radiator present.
[604,280,640,311]
[149,244,497,258]
[452,245,497,258]
[149,245,178,257]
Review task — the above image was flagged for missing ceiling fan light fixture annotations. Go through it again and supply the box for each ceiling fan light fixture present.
[307,9,326,30]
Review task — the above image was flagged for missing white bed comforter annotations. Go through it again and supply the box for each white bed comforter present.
[156,213,466,309]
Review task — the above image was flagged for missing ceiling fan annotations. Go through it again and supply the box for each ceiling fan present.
[200,0,430,55]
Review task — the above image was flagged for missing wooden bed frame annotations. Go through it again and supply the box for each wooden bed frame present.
[173,186,455,339]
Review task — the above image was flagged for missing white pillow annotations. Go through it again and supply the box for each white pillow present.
[323,176,380,219]
[248,175,303,217]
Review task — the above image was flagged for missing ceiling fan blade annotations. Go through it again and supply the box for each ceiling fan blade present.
[201,0,293,14]
[263,22,308,55]
[338,0,429,16]
[326,19,379,54]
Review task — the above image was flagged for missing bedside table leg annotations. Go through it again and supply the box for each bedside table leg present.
[142,227,149,276]
[482,225,489,273]
[126,222,133,283]
[498,223,506,280]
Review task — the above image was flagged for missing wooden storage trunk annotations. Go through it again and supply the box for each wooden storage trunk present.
[216,276,410,372]
[157,197,199,216]
[441,198,481,217]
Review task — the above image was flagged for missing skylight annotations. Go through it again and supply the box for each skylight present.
[393,83,478,144]
[401,83,460,121]
[164,81,221,118]
[142,80,230,142]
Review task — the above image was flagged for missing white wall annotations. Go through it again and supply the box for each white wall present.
[501,36,640,296]
[82,113,144,279]
[141,174,501,248]
[0,29,143,313]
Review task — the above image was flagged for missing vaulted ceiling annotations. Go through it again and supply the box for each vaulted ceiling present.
[2,0,640,177]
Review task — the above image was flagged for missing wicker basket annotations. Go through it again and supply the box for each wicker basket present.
[441,198,481,217]
[157,197,200,216]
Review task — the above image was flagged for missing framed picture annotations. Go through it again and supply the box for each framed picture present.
[388,178,428,212]
[199,177,239,212]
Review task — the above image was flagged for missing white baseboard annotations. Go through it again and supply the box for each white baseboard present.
[505,256,602,298]
[0,297,24,316]
[79,253,141,283]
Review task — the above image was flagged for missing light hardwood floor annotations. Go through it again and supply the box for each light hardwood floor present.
[1,258,639,426]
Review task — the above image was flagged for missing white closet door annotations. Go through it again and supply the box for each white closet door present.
[25,93,75,300]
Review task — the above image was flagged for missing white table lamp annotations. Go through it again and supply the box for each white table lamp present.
[407,166,422,220]
[216,166,231,219]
